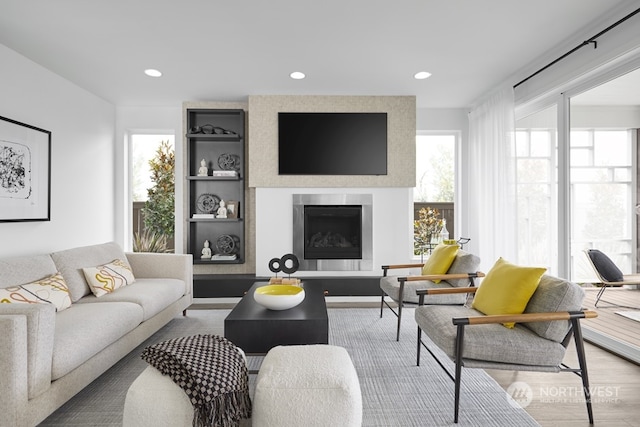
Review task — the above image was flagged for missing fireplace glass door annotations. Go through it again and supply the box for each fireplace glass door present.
[303,205,362,260]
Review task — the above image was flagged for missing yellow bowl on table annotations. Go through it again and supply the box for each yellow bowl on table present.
[254,285,305,310]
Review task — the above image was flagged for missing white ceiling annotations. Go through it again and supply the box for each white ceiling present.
[0,0,637,109]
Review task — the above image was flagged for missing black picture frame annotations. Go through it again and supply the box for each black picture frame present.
[0,115,51,222]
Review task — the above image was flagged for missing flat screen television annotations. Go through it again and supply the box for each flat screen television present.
[278,112,387,175]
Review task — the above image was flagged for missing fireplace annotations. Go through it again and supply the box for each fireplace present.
[304,205,362,260]
[293,194,372,271]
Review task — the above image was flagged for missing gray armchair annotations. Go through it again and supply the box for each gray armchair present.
[414,274,597,424]
[380,249,483,341]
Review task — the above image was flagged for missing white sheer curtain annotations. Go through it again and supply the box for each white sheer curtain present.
[466,87,517,271]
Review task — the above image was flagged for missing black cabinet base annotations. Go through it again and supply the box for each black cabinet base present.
[194,274,380,298]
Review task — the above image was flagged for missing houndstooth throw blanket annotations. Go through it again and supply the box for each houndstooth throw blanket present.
[141,334,251,427]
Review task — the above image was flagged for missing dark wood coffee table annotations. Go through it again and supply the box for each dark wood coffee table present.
[224,281,329,354]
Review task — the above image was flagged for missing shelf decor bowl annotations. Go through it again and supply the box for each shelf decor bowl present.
[254,285,305,310]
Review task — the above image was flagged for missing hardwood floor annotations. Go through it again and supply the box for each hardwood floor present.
[487,286,640,426]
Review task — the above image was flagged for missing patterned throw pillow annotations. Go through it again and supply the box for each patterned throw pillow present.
[82,259,136,297]
[0,272,72,312]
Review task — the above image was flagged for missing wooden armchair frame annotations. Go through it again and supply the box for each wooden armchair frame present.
[416,287,597,424]
[381,262,484,341]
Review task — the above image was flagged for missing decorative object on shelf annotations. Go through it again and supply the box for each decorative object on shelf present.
[196,193,220,214]
[212,170,238,178]
[201,240,212,259]
[189,124,237,135]
[211,253,237,261]
[216,234,237,254]
[192,213,215,219]
[226,200,239,219]
[253,284,305,310]
[197,158,208,176]
[217,153,240,171]
[216,200,228,218]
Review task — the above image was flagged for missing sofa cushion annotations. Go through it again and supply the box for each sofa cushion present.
[0,254,58,289]
[415,304,567,367]
[0,272,71,312]
[380,276,466,305]
[52,301,144,380]
[50,242,130,302]
[472,258,546,328]
[75,278,185,321]
[444,250,481,287]
[82,259,136,297]
[523,275,585,343]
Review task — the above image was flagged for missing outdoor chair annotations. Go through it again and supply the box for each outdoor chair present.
[380,244,483,341]
[414,259,597,424]
[585,249,640,308]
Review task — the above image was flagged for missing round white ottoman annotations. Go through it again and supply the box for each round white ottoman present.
[122,365,193,427]
[123,349,249,427]
[253,345,362,427]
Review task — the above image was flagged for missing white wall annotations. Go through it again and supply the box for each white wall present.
[0,44,116,257]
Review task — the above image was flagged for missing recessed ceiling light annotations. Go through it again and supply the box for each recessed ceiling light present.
[414,71,432,80]
[144,69,162,77]
[290,71,306,80]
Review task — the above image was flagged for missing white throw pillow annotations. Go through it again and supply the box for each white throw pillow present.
[82,259,136,297]
[0,272,72,311]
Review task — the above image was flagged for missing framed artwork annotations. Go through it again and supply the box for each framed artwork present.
[226,200,239,219]
[0,116,51,222]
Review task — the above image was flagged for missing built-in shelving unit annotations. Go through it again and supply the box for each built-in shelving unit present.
[185,108,245,265]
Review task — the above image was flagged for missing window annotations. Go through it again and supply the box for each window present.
[570,129,635,280]
[414,134,455,203]
[132,134,174,202]
[414,133,456,256]
[515,122,558,274]
[131,134,175,244]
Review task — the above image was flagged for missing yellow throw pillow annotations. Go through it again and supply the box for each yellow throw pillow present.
[421,243,459,283]
[0,272,72,312]
[82,259,135,297]
[471,257,546,328]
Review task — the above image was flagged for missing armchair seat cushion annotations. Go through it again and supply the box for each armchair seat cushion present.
[380,276,466,305]
[415,305,567,367]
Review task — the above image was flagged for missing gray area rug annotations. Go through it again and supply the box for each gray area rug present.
[40,307,538,426]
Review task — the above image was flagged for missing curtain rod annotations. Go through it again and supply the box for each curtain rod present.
[513,7,640,89]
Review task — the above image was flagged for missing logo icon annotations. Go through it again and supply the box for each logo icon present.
[506,381,533,408]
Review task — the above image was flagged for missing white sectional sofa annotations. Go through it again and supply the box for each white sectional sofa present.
[0,242,193,427]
